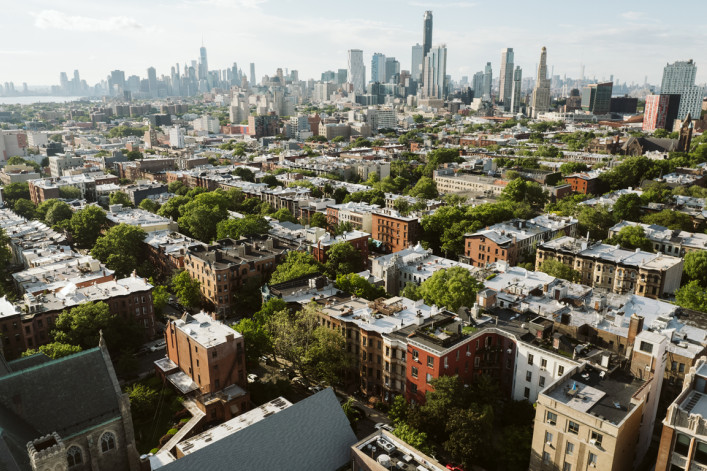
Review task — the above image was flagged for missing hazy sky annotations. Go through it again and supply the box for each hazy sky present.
[3,0,707,87]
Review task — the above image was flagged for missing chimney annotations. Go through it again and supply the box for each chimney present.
[627,313,644,347]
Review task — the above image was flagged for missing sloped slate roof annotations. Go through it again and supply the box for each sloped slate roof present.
[161,388,357,471]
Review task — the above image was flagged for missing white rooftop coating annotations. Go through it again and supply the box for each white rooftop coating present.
[176,397,292,457]
[106,206,177,231]
[173,312,242,349]
[610,221,707,252]
[323,296,440,334]
[0,296,19,319]
[314,230,370,247]
[373,243,479,280]
[547,380,606,413]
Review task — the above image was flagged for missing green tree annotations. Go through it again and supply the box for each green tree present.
[388,395,409,424]
[58,186,82,199]
[232,276,263,314]
[418,266,483,311]
[216,215,271,239]
[52,301,143,353]
[127,383,159,417]
[6,156,40,172]
[157,195,189,220]
[126,150,143,161]
[261,174,280,188]
[392,424,433,455]
[269,251,323,284]
[233,167,255,182]
[167,181,188,195]
[308,212,328,229]
[21,342,82,359]
[13,198,36,219]
[408,176,438,199]
[642,209,694,232]
[335,273,386,300]
[271,207,298,224]
[676,281,707,313]
[138,198,159,213]
[152,284,170,317]
[684,251,707,287]
[68,205,107,249]
[233,317,272,364]
[38,200,73,226]
[500,178,547,208]
[178,191,230,242]
[538,259,581,282]
[612,193,643,222]
[341,397,361,430]
[606,225,653,252]
[559,162,589,175]
[324,242,364,277]
[400,282,421,300]
[171,271,202,308]
[578,204,615,240]
[444,405,494,468]
[0,228,11,266]
[91,224,147,277]
[306,326,350,387]
[109,191,133,207]
[254,297,288,324]
[2,182,29,206]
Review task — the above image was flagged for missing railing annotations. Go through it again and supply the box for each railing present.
[672,454,687,468]
[692,463,707,471]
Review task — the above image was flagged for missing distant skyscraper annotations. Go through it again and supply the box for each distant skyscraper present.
[422,45,447,99]
[385,57,400,83]
[250,63,256,86]
[199,46,208,80]
[482,62,493,101]
[411,44,423,82]
[581,82,613,115]
[422,11,433,58]
[530,47,551,116]
[661,60,703,120]
[510,66,523,113]
[147,67,157,97]
[371,53,386,83]
[348,49,365,94]
[109,70,125,95]
[499,48,514,110]
[472,71,484,95]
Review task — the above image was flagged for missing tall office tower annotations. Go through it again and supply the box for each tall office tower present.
[422,45,447,99]
[109,70,125,95]
[147,67,158,97]
[337,69,348,85]
[482,62,493,101]
[250,63,256,86]
[385,57,400,83]
[290,70,299,82]
[348,49,365,94]
[661,60,703,120]
[472,71,484,95]
[581,82,613,115]
[231,63,239,85]
[499,48,514,109]
[510,66,523,113]
[530,47,551,116]
[199,46,208,80]
[411,44,423,82]
[422,11,433,58]
[59,72,69,93]
[371,53,386,83]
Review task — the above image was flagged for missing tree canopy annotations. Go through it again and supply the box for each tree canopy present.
[417,266,483,312]
[538,258,581,282]
[335,273,386,300]
[171,271,202,308]
[216,215,271,239]
[684,251,707,287]
[68,205,107,249]
[269,251,323,285]
[606,225,653,252]
[324,241,364,278]
[91,224,148,277]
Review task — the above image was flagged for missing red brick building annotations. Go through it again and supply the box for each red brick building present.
[311,230,370,267]
[565,172,601,195]
[371,209,422,253]
[159,312,250,423]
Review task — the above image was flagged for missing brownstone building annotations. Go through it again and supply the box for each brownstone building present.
[371,208,421,253]
[159,312,249,423]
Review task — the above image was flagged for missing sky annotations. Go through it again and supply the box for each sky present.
[2,0,707,88]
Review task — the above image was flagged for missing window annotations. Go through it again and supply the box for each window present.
[474,356,480,368]
[412,350,419,362]
[675,434,691,456]
[565,442,574,455]
[679,363,686,373]
[588,453,598,466]
[539,376,546,388]
[562,463,572,471]
[67,446,83,467]
[639,341,653,354]
[411,383,417,394]
[567,420,579,435]
[427,356,434,368]
[524,387,530,399]
[528,354,534,365]
[526,371,532,382]
[546,411,557,425]
[426,373,433,383]
[542,452,550,464]
[541,358,548,369]
[101,432,116,452]
[590,431,603,447]
[411,367,418,378]
[694,442,707,465]
[558,365,565,377]
[545,431,553,444]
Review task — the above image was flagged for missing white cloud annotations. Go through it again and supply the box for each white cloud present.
[33,10,147,32]
[409,1,476,7]
[620,11,645,20]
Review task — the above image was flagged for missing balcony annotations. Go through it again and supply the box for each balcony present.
[692,463,707,471]
[672,455,687,468]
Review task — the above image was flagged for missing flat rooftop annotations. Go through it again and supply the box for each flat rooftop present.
[173,312,242,349]
[354,430,446,471]
[176,397,292,457]
[545,366,643,425]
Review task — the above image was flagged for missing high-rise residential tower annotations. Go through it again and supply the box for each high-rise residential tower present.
[147,67,157,97]
[499,48,514,110]
[530,47,551,116]
[510,66,523,113]
[348,49,365,94]
[482,62,493,101]
[411,44,423,82]
[385,57,400,83]
[661,60,703,120]
[249,63,256,86]
[422,11,433,58]
[371,53,386,83]
[472,71,484,96]
[422,45,447,99]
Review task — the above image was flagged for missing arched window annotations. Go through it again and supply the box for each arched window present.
[67,446,82,467]
[101,432,116,452]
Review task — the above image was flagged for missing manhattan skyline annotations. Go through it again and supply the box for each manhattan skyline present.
[2,0,707,87]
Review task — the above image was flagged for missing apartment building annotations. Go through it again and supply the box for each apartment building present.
[0,208,67,266]
[432,168,506,195]
[28,174,97,203]
[609,220,707,257]
[564,171,602,195]
[310,230,370,267]
[158,312,249,423]
[49,153,84,177]
[326,201,380,233]
[656,357,707,471]
[371,208,422,253]
[530,331,666,471]
[184,236,299,317]
[463,214,578,267]
[106,205,179,233]
[117,158,175,181]
[144,230,206,276]
[536,236,683,298]
[371,243,478,296]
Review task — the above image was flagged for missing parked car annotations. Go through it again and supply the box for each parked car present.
[308,385,323,393]
[149,340,166,352]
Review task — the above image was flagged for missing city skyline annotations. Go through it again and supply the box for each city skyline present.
[2,0,707,88]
